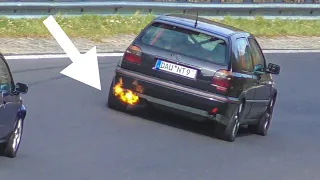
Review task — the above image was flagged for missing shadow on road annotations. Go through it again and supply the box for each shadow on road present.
[109,103,254,141]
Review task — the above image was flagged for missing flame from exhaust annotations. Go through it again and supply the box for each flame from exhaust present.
[113,78,139,105]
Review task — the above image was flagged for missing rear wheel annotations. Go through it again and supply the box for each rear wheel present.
[0,118,24,158]
[249,96,276,136]
[217,102,244,142]
[107,79,127,111]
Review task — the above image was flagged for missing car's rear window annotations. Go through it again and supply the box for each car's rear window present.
[140,22,228,65]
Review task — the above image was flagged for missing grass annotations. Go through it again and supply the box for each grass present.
[0,14,319,41]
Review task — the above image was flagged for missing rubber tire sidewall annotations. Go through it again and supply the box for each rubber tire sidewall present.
[249,96,275,136]
[217,102,243,142]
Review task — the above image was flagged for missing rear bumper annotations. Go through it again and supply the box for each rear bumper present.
[113,67,240,125]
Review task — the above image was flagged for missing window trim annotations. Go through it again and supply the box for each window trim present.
[234,37,254,73]
[0,54,15,92]
[136,20,231,66]
[248,37,267,72]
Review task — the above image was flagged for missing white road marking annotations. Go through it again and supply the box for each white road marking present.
[4,53,124,60]
[3,50,320,60]
[263,49,320,53]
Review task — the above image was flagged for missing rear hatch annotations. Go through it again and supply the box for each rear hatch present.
[120,21,231,95]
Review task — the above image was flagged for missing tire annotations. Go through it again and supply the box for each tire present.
[0,118,24,158]
[216,101,244,142]
[107,79,127,111]
[249,96,276,136]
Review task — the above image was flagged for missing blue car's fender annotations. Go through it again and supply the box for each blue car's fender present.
[17,104,27,120]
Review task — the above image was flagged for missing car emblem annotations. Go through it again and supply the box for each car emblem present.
[175,55,181,61]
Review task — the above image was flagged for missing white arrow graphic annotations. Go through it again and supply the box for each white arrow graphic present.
[43,15,101,90]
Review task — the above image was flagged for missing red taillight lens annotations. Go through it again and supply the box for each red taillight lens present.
[123,45,142,64]
[211,108,218,114]
[211,69,232,92]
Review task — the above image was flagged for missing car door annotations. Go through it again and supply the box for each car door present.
[247,37,272,119]
[231,36,257,123]
[0,55,20,139]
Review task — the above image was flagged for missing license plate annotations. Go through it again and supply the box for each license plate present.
[154,59,197,79]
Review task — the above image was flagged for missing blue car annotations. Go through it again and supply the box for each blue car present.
[0,53,28,158]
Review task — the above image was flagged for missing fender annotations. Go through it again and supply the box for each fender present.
[236,89,253,120]
[17,104,27,120]
[270,84,277,99]
[0,105,26,143]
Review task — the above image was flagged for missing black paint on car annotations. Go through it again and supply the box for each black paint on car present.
[108,14,280,142]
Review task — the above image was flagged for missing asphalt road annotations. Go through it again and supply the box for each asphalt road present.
[1,53,319,180]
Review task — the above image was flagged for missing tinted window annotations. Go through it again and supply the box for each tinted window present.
[233,38,253,72]
[248,38,266,70]
[140,22,228,65]
[0,56,12,93]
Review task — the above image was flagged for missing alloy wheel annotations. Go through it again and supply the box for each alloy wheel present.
[232,116,240,138]
[264,98,275,132]
[232,103,242,138]
[12,119,22,151]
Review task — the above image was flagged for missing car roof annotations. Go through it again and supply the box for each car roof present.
[155,14,249,38]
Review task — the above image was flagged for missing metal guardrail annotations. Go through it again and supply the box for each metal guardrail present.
[0,0,319,3]
[0,1,319,19]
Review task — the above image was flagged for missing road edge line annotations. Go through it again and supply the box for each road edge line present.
[4,53,124,60]
[3,50,320,60]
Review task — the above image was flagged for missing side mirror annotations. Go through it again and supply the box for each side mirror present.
[253,64,264,75]
[267,63,280,75]
[15,82,28,94]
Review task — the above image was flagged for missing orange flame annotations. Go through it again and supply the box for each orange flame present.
[113,78,139,105]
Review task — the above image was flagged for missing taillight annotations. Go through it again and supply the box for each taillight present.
[211,69,232,92]
[123,45,142,65]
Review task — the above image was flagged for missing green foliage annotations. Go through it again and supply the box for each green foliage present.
[0,15,319,40]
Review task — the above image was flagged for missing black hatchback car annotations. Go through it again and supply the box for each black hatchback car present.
[108,14,280,142]
[0,53,28,158]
